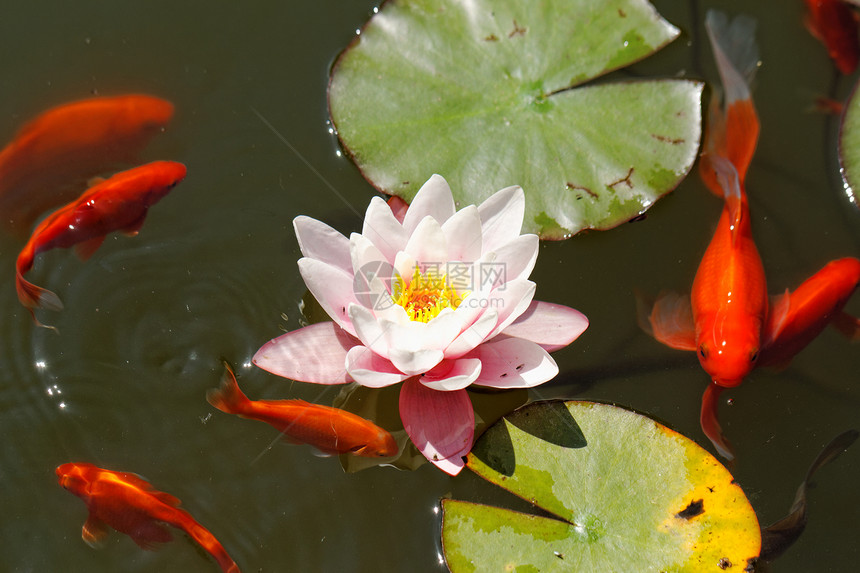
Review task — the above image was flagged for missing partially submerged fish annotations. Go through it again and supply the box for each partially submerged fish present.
[207,363,398,457]
[16,160,186,329]
[56,462,240,573]
[0,94,174,233]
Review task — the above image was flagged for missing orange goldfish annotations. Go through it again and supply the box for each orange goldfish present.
[16,160,186,328]
[643,12,859,460]
[804,0,860,74]
[207,363,398,457]
[0,94,174,233]
[56,462,240,573]
[650,12,767,389]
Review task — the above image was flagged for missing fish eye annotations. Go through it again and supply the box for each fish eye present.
[750,349,759,363]
[698,345,708,359]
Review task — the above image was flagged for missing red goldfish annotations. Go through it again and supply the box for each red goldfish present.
[56,462,240,573]
[643,12,860,460]
[804,0,860,74]
[207,363,398,457]
[16,160,186,328]
[0,94,174,233]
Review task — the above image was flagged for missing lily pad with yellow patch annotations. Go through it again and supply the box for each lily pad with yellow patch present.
[441,400,760,571]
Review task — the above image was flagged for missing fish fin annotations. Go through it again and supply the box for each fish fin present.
[640,290,697,351]
[130,521,173,550]
[831,311,860,340]
[700,383,735,462]
[704,11,760,183]
[121,212,148,237]
[152,491,183,507]
[82,515,110,548]
[710,155,744,245]
[206,362,252,414]
[16,272,64,312]
[763,289,792,348]
[73,236,106,261]
[86,176,107,188]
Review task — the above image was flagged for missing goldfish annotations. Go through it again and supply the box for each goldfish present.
[207,363,398,457]
[0,94,174,233]
[56,462,240,573]
[16,160,186,329]
[642,12,860,460]
[804,0,860,74]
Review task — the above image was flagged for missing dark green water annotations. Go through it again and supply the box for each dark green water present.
[0,0,857,571]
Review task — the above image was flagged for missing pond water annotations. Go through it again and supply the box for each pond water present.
[0,0,857,571]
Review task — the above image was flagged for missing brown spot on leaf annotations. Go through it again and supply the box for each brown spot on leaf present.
[676,498,704,520]
[651,134,685,144]
[618,8,627,17]
[608,167,635,190]
[484,34,499,42]
[508,19,526,38]
[566,181,598,198]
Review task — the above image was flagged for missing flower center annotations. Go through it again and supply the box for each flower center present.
[392,266,468,323]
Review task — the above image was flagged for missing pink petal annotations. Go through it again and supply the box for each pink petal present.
[362,197,409,262]
[441,205,482,263]
[345,346,410,388]
[470,336,558,388]
[253,322,359,384]
[293,216,352,273]
[298,258,359,337]
[477,185,525,253]
[402,174,455,233]
[502,300,590,352]
[386,195,410,224]
[419,358,482,391]
[399,379,474,476]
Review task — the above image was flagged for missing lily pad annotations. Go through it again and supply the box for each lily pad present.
[441,401,760,571]
[329,0,703,239]
[839,76,860,205]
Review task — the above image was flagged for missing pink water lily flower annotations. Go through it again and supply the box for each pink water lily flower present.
[253,175,588,475]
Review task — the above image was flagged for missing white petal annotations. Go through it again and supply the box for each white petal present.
[349,234,400,311]
[403,216,448,266]
[388,347,445,376]
[478,234,539,289]
[297,258,358,337]
[361,196,408,262]
[293,216,351,273]
[486,279,537,338]
[470,336,559,388]
[444,309,499,358]
[419,358,482,391]
[349,304,393,358]
[402,174,455,233]
[441,205,482,263]
[477,185,525,253]
[345,345,410,388]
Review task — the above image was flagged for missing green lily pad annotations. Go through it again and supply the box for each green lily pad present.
[441,401,761,571]
[840,77,860,203]
[329,0,703,239]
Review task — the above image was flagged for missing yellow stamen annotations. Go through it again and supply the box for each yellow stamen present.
[392,266,468,322]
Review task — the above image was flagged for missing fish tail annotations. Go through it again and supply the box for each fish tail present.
[15,270,63,332]
[170,512,240,573]
[700,10,760,194]
[206,362,251,415]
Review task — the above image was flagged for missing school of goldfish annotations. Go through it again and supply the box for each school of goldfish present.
[2,3,858,572]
